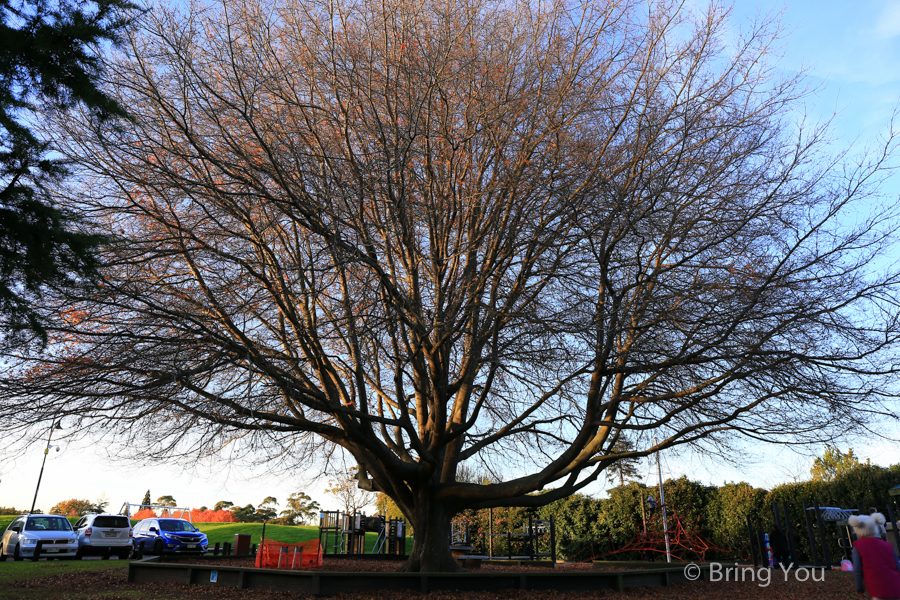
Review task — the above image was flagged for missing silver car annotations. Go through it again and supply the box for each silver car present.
[73,513,133,559]
[0,514,79,560]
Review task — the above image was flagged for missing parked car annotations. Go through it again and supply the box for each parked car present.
[73,513,133,559]
[0,514,79,561]
[132,518,208,555]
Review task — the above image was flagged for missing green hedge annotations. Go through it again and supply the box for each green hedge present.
[502,463,900,563]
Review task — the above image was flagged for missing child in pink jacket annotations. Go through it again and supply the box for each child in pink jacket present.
[849,512,900,599]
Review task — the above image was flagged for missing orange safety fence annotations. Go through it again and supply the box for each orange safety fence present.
[255,539,323,570]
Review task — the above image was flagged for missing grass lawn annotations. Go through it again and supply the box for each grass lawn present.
[199,523,379,552]
[198,522,319,546]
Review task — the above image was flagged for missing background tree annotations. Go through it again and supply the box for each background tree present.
[141,490,151,506]
[155,495,176,507]
[326,469,375,516]
[0,0,136,342]
[230,504,256,523]
[375,493,405,522]
[49,497,106,516]
[280,492,321,526]
[604,439,641,488]
[213,500,234,512]
[3,0,900,572]
[811,447,861,482]
[255,497,279,522]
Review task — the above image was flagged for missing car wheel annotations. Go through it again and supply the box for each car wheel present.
[75,548,84,560]
[153,540,163,556]
[13,544,23,561]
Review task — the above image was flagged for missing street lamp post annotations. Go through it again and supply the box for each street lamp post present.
[30,422,62,514]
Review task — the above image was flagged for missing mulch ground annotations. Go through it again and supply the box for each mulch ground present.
[176,557,604,572]
[8,558,860,600]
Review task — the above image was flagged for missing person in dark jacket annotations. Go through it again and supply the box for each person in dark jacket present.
[849,512,900,599]
[770,525,790,568]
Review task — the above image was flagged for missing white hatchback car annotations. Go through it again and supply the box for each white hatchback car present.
[0,514,79,560]
[73,513,133,559]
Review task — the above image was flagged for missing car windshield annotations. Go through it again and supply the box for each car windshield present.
[159,520,195,532]
[25,517,72,531]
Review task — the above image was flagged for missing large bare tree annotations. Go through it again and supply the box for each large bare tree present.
[3,0,900,571]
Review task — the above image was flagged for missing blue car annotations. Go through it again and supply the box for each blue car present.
[132,518,208,555]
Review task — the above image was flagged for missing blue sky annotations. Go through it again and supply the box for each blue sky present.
[2,0,900,516]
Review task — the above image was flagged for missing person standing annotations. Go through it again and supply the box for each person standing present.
[770,525,790,568]
[871,508,889,540]
[849,513,900,599]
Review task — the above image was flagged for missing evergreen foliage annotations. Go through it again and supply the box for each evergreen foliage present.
[810,446,860,482]
[0,0,135,342]
[483,460,900,562]
[603,439,641,488]
[279,492,320,526]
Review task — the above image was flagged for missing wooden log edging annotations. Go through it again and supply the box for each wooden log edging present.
[127,557,711,596]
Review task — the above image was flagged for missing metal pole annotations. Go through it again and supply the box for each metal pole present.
[30,422,61,514]
[655,437,671,563]
[886,504,900,552]
[802,502,820,567]
[782,502,798,564]
[813,501,832,570]
[550,517,557,565]
[638,482,647,533]
[746,515,758,567]
[489,507,493,558]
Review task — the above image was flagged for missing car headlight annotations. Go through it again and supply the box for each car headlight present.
[19,535,37,544]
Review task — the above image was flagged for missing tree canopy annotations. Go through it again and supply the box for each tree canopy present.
[49,497,107,516]
[605,439,641,488]
[811,446,861,482]
[0,0,135,343]
[2,0,900,572]
[280,492,321,526]
[326,469,376,516]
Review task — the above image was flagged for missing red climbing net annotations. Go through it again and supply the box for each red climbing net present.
[571,505,729,563]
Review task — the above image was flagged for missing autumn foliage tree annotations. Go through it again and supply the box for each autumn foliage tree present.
[326,469,376,515]
[49,498,107,516]
[3,0,900,572]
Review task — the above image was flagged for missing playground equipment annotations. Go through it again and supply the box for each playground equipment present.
[595,505,726,563]
[318,511,406,556]
[462,516,557,563]
[119,502,193,521]
[746,501,900,568]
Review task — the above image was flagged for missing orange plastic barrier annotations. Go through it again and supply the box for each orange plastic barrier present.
[254,539,323,570]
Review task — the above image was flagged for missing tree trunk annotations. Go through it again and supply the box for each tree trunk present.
[400,495,461,572]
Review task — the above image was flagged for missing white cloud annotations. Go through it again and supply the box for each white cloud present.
[874,3,900,39]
